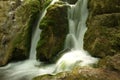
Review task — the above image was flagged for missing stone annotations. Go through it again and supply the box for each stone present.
[84,0,120,58]
[60,0,78,4]
[33,67,120,80]
[0,0,41,66]
[36,1,68,63]
[99,54,120,71]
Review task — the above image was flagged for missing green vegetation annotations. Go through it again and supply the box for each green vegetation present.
[36,1,68,63]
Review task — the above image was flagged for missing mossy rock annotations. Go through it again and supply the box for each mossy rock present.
[88,0,120,17]
[84,0,120,58]
[10,0,41,60]
[33,67,120,80]
[60,0,78,4]
[37,1,68,63]
[0,0,41,66]
[98,54,120,71]
[39,0,52,10]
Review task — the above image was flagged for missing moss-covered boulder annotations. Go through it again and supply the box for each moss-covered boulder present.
[98,54,120,71]
[88,0,120,17]
[0,0,41,66]
[84,0,120,58]
[33,67,120,80]
[37,1,68,63]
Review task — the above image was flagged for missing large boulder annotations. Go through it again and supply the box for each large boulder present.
[0,0,41,66]
[36,1,68,63]
[84,0,120,58]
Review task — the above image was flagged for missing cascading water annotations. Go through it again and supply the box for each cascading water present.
[0,0,98,80]
[54,0,98,73]
[65,0,88,49]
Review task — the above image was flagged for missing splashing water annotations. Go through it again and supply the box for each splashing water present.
[65,0,88,49]
[0,0,98,80]
[55,0,98,73]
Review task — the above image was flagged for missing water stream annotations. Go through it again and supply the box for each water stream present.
[0,0,98,80]
[55,0,98,72]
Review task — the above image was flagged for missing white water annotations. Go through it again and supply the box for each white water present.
[55,0,98,72]
[0,0,98,80]
[65,0,88,49]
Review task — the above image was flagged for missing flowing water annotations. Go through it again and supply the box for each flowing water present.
[0,0,98,80]
[55,0,98,72]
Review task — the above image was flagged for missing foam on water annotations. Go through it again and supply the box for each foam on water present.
[55,50,98,73]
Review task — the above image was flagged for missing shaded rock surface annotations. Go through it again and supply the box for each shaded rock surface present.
[0,0,41,66]
[98,54,120,71]
[60,0,78,4]
[37,1,68,63]
[84,0,120,58]
[33,67,120,80]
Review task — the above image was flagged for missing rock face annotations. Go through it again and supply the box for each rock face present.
[98,54,120,71]
[36,1,68,63]
[0,0,41,66]
[84,0,120,58]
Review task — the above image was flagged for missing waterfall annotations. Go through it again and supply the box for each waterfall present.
[29,16,41,59]
[65,0,88,50]
[0,0,98,80]
[54,0,98,72]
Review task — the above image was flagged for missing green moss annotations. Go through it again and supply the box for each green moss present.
[0,0,41,64]
[88,0,120,17]
[36,1,68,63]
[33,67,120,80]
[43,0,52,9]
[14,11,40,59]
[84,12,120,58]
[98,54,120,71]
[60,0,78,4]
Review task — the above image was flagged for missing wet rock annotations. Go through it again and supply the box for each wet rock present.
[88,0,120,17]
[33,67,120,80]
[61,0,78,4]
[39,0,52,9]
[0,0,41,66]
[84,0,120,58]
[36,1,68,63]
[99,54,120,71]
